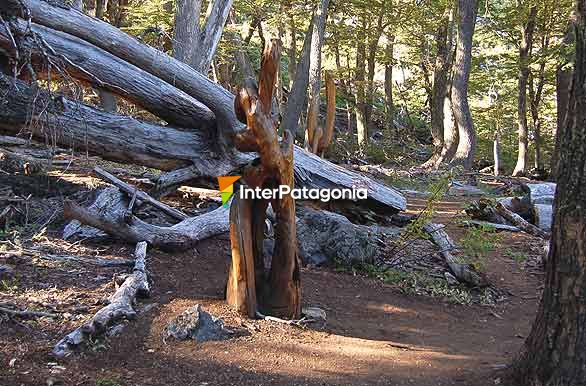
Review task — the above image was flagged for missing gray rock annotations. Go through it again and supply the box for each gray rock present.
[296,207,400,266]
[448,183,484,197]
[533,204,553,231]
[165,305,232,343]
[0,264,14,279]
[523,183,556,204]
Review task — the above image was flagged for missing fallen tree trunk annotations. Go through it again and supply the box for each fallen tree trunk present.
[0,74,230,173]
[495,202,550,240]
[0,18,215,131]
[0,75,406,213]
[64,198,230,250]
[423,222,489,287]
[52,241,150,358]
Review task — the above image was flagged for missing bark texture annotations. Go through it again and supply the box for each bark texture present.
[508,4,586,383]
[450,0,478,170]
[304,0,330,151]
[512,5,537,177]
[228,40,301,319]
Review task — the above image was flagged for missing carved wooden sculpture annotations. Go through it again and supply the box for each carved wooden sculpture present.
[226,40,301,319]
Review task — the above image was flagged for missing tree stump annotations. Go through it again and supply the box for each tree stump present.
[226,39,301,319]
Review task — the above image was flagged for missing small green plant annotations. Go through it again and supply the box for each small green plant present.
[460,224,501,271]
[96,378,122,386]
[0,278,18,292]
[504,248,528,263]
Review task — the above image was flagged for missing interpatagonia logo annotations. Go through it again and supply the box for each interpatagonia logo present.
[217,176,241,207]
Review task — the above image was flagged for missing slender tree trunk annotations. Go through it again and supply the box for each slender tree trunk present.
[172,0,232,74]
[553,25,574,177]
[304,0,330,151]
[384,35,395,133]
[95,0,105,19]
[173,0,202,66]
[513,5,537,176]
[494,129,500,176]
[529,58,545,171]
[365,13,384,127]
[355,16,368,147]
[286,13,297,90]
[450,0,478,170]
[94,0,117,112]
[422,10,450,168]
[507,4,586,383]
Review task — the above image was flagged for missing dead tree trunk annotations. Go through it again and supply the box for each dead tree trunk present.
[227,40,301,319]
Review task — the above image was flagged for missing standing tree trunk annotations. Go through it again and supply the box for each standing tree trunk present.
[365,13,384,127]
[422,10,450,168]
[173,0,202,66]
[494,129,501,176]
[384,34,395,133]
[304,0,330,151]
[94,0,117,113]
[286,13,297,90]
[507,3,586,383]
[553,25,574,177]
[355,16,368,147]
[450,0,478,170]
[513,4,537,177]
[227,40,301,319]
[172,0,233,74]
[528,52,546,172]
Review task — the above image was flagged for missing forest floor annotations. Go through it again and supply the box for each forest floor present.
[0,167,545,386]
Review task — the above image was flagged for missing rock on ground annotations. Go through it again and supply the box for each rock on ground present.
[165,304,233,343]
[296,207,400,266]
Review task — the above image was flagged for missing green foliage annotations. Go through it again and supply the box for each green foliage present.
[504,248,528,263]
[460,224,501,271]
[96,378,122,386]
[359,264,473,305]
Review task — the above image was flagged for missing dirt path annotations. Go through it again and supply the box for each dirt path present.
[1,198,544,386]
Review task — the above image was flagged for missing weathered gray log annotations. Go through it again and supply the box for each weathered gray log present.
[461,220,520,232]
[64,199,230,250]
[0,19,215,131]
[93,166,188,221]
[0,135,27,146]
[423,222,489,287]
[0,74,228,173]
[523,182,556,205]
[63,188,129,240]
[533,203,553,231]
[495,202,550,240]
[52,241,150,358]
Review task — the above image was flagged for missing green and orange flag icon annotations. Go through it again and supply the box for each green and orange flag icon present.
[217,176,241,208]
